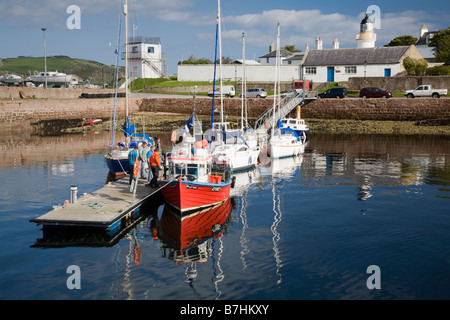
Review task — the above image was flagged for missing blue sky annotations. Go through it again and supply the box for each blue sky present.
[0,0,448,75]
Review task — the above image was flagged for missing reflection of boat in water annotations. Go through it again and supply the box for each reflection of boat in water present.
[230,168,260,198]
[157,197,232,265]
[77,118,102,127]
[258,149,305,178]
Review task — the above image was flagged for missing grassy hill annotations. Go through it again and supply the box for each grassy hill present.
[0,56,122,87]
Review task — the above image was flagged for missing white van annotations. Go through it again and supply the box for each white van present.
[208,86,235,98]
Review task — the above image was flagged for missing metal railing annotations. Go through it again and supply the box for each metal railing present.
[254,91,318,130]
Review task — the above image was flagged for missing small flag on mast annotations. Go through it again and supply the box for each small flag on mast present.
[182,113,194,137]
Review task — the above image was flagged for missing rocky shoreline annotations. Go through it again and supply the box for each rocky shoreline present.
[63,112,450,136]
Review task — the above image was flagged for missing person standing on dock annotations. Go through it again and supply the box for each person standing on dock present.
[149,148,162,188]
[138,142,149,180]
[146,145,155,185]
[128,145,139,185]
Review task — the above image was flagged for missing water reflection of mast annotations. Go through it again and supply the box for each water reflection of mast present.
[212,237,225,300]
[121,234,134,300]
[185,263,202,299]
[239,194,249,271]
[231,170,258,271]
[110,244,122,298]
[271,180,283,285]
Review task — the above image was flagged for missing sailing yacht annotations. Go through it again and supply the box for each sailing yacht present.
[266,24,305,159]
[104,0,153,177]
[204,1,260,173]
[161,0,238,213]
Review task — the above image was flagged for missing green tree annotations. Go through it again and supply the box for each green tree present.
[403,57,428,75]
[428,27,450,64]
[282,45,301,52]
[178,56,213,65]
[384,35,417,47]
[215,56,233,64]
[426,65,450,75]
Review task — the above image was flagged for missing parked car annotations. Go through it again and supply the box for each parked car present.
[208,85,235,98]
[404,85,448,98]
[239,88,267,98]
[359,87,392,99]
[318,87,347,99]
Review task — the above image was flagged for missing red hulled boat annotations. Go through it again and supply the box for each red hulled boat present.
[161,135,233,215]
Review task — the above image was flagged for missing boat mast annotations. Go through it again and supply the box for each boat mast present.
[277,23,281,121]
[124,0,129,119]
[241,32,246,131]
[218,0,224,124]
[272,23,280,138]
[209,4,219,149]
[110,12,123,153]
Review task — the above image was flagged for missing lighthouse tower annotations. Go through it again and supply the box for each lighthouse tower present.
[356,14,376,48]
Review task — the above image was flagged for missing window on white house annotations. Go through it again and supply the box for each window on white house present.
[305,67,317,74]
[148,47,154,53]
[345,66,357,74]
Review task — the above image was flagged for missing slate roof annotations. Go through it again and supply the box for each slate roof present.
[260,49,292,59]
[233,59,261,65]
[283,52,306,62]
[416,31,439,46]
[302,46,411,66]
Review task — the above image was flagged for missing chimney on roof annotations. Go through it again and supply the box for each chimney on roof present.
[315,36,323,50]
[332,38,339,49]
[269,43,275,52]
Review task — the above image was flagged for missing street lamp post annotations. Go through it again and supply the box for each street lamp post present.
[41,27,47,89]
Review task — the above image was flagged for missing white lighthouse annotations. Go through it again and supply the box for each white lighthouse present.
[356,14,376,48]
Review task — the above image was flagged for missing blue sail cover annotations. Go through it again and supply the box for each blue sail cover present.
[281,127,301,141]
[277,118,283,128]
[123,117,136,138]
[134,133,153,145]
[123,117,153,148]
[277,119,301,141]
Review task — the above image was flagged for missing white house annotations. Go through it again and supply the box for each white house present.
[301,45,423,83]
[415,25,445,66]
[124,36,167,80]
[259,43,293,65]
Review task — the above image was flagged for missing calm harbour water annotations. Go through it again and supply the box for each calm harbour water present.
[0,132,449,300]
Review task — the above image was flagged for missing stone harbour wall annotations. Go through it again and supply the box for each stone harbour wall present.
[0,87,124,100]
[0,97,140,132]
[139,97,273,118]
[302,98,450,121]
[141,97,450,121]
[1,95,449,133]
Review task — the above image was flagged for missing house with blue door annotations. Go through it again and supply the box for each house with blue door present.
[300,45,423,84]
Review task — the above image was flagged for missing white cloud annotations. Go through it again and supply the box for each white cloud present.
[217,8,447,50]
[0,0,199,26]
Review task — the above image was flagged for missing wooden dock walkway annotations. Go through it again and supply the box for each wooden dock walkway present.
[30,178,162,234]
